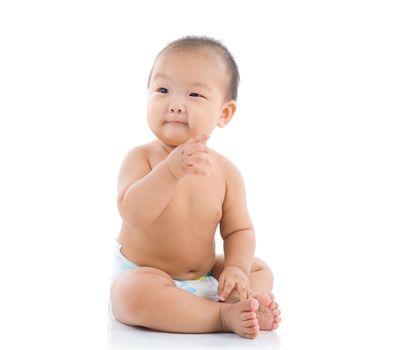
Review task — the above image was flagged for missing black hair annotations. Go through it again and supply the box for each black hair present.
[148,35,240,101]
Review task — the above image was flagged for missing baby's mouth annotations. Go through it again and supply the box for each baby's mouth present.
[164,120,188,125]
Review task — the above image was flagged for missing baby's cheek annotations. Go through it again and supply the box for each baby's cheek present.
[187,121,204,135]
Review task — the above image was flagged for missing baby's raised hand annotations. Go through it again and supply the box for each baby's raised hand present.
[166,134,213,180]
[218,266,253,302]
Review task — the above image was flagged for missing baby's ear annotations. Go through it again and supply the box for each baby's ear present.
[218,100,237,128]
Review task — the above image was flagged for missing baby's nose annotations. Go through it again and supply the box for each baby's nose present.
[169,103,186,113]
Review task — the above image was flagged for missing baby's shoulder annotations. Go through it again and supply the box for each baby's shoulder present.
[119,142,159,174]
[121,144,147,163]
[211,150,242,179]
[122,141,158,161]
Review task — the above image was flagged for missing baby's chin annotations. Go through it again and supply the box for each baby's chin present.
[156,134,188,148]
[152,127,210,148]
[157,131,205,148]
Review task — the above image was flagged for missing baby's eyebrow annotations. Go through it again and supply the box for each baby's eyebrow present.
[190,82,213,92]
[152,73,212,92]
[152,73,171,81]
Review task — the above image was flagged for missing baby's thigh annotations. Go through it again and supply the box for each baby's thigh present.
[110,267,175,323]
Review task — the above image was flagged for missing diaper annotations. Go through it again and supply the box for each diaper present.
[111,241,219,302]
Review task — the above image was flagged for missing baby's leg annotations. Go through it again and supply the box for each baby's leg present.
[212,255,282,331]
[110,267,260,339]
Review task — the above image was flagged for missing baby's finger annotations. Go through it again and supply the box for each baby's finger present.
[220,280,236,301]
[246,287,254,299]
[218,277,226,299]
[236,282,248,300]
[186,166,210,177]
[185,154,213,167]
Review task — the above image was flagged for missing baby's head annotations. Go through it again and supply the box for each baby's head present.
[146,36,240,147]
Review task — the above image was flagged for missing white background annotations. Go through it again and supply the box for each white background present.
[1,1,413,349]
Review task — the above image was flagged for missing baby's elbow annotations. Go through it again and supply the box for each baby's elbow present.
[119,211,151,228]
[221,227,254,240]
[117,201,141,227]
[117,201,154,228]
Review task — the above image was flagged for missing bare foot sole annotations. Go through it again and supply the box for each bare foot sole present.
[220,298,260,339]
[255,292,282,331]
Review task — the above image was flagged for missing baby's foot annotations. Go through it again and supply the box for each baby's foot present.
[255,292,282,331]
[220,298,260,339]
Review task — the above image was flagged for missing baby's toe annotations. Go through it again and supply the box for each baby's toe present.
[269,302,277,311]
[240,311,256,321]
[273,309,281,318]
[240,298,259,312]
[257,292,273,307]
[244,324,260,337]
[242,318,258,328]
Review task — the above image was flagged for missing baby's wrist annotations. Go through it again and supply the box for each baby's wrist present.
[165,161,183,182]
[224,264,248,276]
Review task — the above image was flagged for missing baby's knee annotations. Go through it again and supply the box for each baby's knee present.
[251,257,271,272]
[110,268,174,324]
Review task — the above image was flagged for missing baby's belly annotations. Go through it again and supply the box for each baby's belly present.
[118,224,217,280]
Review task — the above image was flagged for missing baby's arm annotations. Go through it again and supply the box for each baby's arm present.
[118,134,211,227]
[219,160,256,299]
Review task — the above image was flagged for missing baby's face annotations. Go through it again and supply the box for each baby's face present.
[147,49,235,147]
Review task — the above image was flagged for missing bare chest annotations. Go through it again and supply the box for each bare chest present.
[158,175,225,228]
[147,146,226,229]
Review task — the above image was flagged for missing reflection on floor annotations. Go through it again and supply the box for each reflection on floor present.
[107,318,281,349]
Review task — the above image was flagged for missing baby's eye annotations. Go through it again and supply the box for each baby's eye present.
[189,92,203,98]
[157,87,168,94]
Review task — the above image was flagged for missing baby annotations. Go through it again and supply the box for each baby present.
[110,36,281,340]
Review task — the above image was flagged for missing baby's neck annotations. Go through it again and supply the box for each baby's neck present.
[156,140,177,155]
